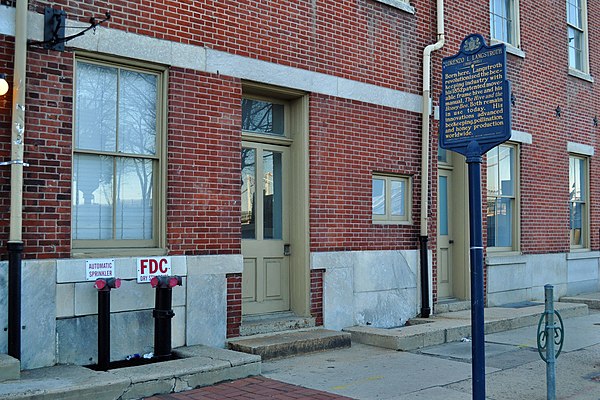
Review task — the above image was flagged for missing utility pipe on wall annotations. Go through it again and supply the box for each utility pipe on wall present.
[8,0,29,360]
[419,0,444,318]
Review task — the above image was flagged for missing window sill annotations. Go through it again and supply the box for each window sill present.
[372,0,415,14]
[71,247,168,259]
[372,220,413,226]
[490,39,525,58]
[568,69,594,83]
[567,250,600,260]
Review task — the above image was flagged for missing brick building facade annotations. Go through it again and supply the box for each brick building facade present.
[0,0,597,369]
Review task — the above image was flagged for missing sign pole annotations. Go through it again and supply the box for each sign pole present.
[467,142,485,400]
[439,34,511,399]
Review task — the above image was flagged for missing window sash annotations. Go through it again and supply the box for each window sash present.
[372,175,411,223]
[567,0,588,72]
[486,144,517,250]
[569,155,588,248]
[490,0,516,45]
[73,58,162,250]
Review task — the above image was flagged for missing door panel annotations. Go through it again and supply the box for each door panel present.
[438,170,453,299]
[242,142,290,315]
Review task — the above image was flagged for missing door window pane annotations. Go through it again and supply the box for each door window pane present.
[242,99,285,136]
[263,151,283,239]
[569,155,587,247]
[241,148,257,239]
[439,176,448,236]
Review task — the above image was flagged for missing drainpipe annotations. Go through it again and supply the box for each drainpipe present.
[7,0,28,360]
[420,0,444,318]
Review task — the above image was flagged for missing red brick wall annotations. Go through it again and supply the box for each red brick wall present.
[309,94,423,252]
[167,69,241,255]
[27,0,430,94]
[226,273,242,337]
[310,269,325,326]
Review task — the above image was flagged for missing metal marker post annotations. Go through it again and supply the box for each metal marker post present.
[545,285,556,400]
[467,143,485,400]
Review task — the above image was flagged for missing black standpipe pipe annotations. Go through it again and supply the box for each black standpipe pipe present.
[8,241,23,360]
[419,236,431,318]
[153,286,174,358]
[97,289,110,371]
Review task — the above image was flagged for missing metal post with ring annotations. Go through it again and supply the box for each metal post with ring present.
[536,284,565,400]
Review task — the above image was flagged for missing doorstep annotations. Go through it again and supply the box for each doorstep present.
[343,302,588,351]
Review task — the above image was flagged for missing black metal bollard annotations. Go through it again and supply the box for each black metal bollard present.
[95,278,121,371]
[151,276,182,359]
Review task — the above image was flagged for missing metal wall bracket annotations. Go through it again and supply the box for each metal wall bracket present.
[0,160,30,167]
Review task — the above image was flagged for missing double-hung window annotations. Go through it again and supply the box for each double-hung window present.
[72,58,166,252]
[567,0,589,73]
[486,144,518,251]
[372,174,411,224]
[490,0,520,48]
[569,155,588,248]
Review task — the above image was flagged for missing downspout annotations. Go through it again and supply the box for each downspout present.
[8,0,28,360]
[420,0,444,318]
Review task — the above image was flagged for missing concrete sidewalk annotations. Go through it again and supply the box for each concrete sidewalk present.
[0,294,597,399]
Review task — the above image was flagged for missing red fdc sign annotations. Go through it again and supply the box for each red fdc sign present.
[137,256,172,283]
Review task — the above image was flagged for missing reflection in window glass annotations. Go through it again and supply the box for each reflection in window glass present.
[116,158,153,240]
[242,99,285,135]
[241,148,256,239]
[486,144,516,248]
[119,70,157,155]
[72,154,114,240]
[263,151,283,239]
[76,62,118,152]
[569,156,586,247]
[391,180,406,216]
[372,179,385,215]
[439,176,448,236]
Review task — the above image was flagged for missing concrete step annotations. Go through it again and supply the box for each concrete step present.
[434,300,471,314]
[0,355,19,382]
[240,312,316,336]
[560,292,600,309]
[344,302,588,351]
[227,328,351,360]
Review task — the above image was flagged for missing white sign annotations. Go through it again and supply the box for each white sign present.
[86,259,115,281]
[137,256,171,283]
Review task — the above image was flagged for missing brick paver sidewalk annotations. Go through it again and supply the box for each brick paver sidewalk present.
[146,376,353,399]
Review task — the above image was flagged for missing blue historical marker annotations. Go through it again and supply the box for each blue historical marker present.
[439,34,511,400]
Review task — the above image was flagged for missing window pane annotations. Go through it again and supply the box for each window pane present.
[119,70,157,155]
[263,151,283,240]
[76,62,117,152]
[487,147,499,197]
[115,157,153,240]
[495,198,513,247]
[372,179,385,215]
[73,154,114,240]
[439,176,448,235]
[568,0,581,28]
[241,148,256,239]
[486,200,497,247]
[241,99,284,135]
[498,145,514,196]
[570,157,585,201]
[570,202,583,246]
[438,147,448,163]
[391,180,406,217]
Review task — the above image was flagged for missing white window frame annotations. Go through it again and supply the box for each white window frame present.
[72,54,167,256]
[567,0,590,75]
[372,173,412,225]
[490,0,522,51]
[486,143,520,253]
[569,154,589,250]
